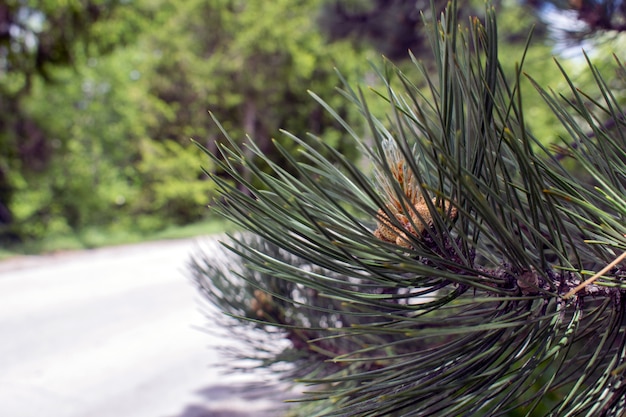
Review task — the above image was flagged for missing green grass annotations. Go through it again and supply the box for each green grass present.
[0,216,238,260]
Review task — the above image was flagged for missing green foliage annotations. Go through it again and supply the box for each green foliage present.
[1,0,374,244]
[0,0,146,80]
[0,0,155,241]
[3,0,623,251]
[0,217,232,259]
[192,2,626,416]
[134,139,215,228]
[9,47,145,236]
[142,0,371,178]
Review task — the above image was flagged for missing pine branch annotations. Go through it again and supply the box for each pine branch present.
[191,2,626,416]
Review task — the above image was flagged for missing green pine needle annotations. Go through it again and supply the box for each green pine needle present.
[190,2,626,416]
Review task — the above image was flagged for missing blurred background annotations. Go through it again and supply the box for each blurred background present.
[1,0,624,257]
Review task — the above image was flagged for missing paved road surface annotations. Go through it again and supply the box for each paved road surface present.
[0,237,290,417]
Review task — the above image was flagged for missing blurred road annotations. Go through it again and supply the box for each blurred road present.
[0,237,288,417]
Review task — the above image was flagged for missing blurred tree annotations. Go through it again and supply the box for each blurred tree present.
[317,0,440,60]
[1,0,372,244]
[0,0,150,241]
[0,0,145,83]
[13,46,156,237]
[144,0,370,190]
[9,0,621,247]
[316,0,516,60]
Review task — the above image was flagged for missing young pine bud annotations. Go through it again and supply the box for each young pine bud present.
[372,140,457,248]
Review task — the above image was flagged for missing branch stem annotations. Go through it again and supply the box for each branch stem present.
[563,250,626,299]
